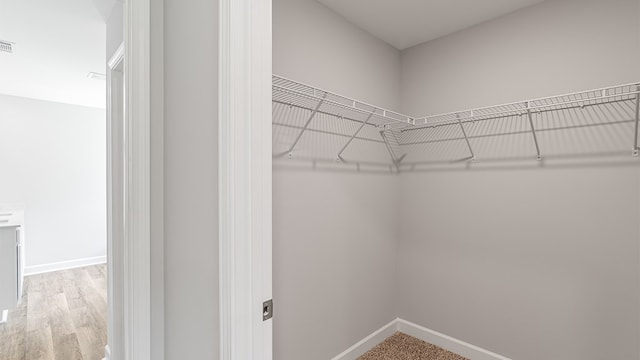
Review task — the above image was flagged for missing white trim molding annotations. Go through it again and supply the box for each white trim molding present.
[397,319,512,360]
[219,0,273,359]
[124,0,152,359]
[103,345,112,360]
[332,319,512,360]
[24,256,107,276]
[106,42,125,360]
[330,319,398,360]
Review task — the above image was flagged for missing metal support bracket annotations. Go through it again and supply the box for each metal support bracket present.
[456,114,476,162]
[287,93,327,158]
[380,130,404,172]
[633,88,639,157]
[337,110,375,162]
[525,102,543,161]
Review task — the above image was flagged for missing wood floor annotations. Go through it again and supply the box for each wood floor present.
[0,264,107,360]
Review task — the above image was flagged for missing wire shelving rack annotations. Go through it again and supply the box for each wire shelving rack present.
[272,75,640,172]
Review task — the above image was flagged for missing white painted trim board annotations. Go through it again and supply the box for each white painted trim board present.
[329,319,398,360]
[397,319,512,360]
[331,318,512,360]
[218,0,273,359]
[24,256,107,276]
[124,0,153,358]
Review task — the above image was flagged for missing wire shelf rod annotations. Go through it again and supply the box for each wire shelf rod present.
[416,92,639,128]
[273,76,414,125]
[273,74,413,118]
[274,85,410,127]
[413,83,640,125]
[398,119,636,147]
[272,100,390,128]
[403,96,637,132]
[272,122,385,144]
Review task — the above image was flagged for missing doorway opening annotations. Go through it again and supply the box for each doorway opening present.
[0,0,124,358]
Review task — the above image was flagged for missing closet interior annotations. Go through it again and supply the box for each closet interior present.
[272,0,640,359]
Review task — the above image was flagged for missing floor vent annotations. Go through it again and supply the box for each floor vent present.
[0,41,13,54]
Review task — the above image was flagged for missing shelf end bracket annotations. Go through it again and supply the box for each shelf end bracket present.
[337,110,376,161]
[525,102,543,161]
[287,93,327,158]
[456,114,477,162]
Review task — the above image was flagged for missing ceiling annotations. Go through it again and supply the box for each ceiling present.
[316,0,546,50]
[0,0,108,109]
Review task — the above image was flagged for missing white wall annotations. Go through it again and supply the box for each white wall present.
[163,0,219,358]
[400,0,640,116]
[273,1,401,359]
[0,94,106,270]
[274,0,401,111]
[106,0,123,60]
[398,0,640,359]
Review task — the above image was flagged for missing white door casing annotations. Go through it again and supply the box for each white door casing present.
[105,0,154,358]
[219,0,273,359]
[106,42,125,360]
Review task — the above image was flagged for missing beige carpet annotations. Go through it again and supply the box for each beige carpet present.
[358,332,468,360]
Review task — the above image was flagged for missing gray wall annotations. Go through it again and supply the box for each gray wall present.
[106,1,123,61]
[397,0,640,359]
[163,0,218,358]
[400,0,640,116]
[0,95,106,269]
[274,0,401,110]
[273,0,401,359]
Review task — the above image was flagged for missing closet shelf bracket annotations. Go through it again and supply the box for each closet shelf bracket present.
[380,131,404,172]
[633,87,639,157]
[337,110,376,162]
[288,93,328,159]
[525,102,543,161]
[456,114,476,162]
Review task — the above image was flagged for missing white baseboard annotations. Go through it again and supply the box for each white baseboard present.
[331,318,511,360]
[25,255,107,276]
[0,309,7,324]
[103,345,111,360]
[397,319,511,360]
[330,318,398,360]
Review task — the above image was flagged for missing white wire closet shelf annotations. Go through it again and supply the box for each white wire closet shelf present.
[272,75,640,172]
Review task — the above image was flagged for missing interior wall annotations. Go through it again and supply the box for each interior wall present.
[163,0,219,358]
[397,0,640,359]
[273,0,401,110]
[0,94,106,270]
[273,0,401,359]
[400,0,640,116]
[106,0,123,60]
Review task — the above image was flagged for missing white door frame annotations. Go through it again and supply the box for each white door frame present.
[218,0,273,359]
[105,0,154,358]
[106,43,125,360]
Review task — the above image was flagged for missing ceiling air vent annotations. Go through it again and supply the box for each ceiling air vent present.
[87,72,106,81]
[0,41,14,54]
